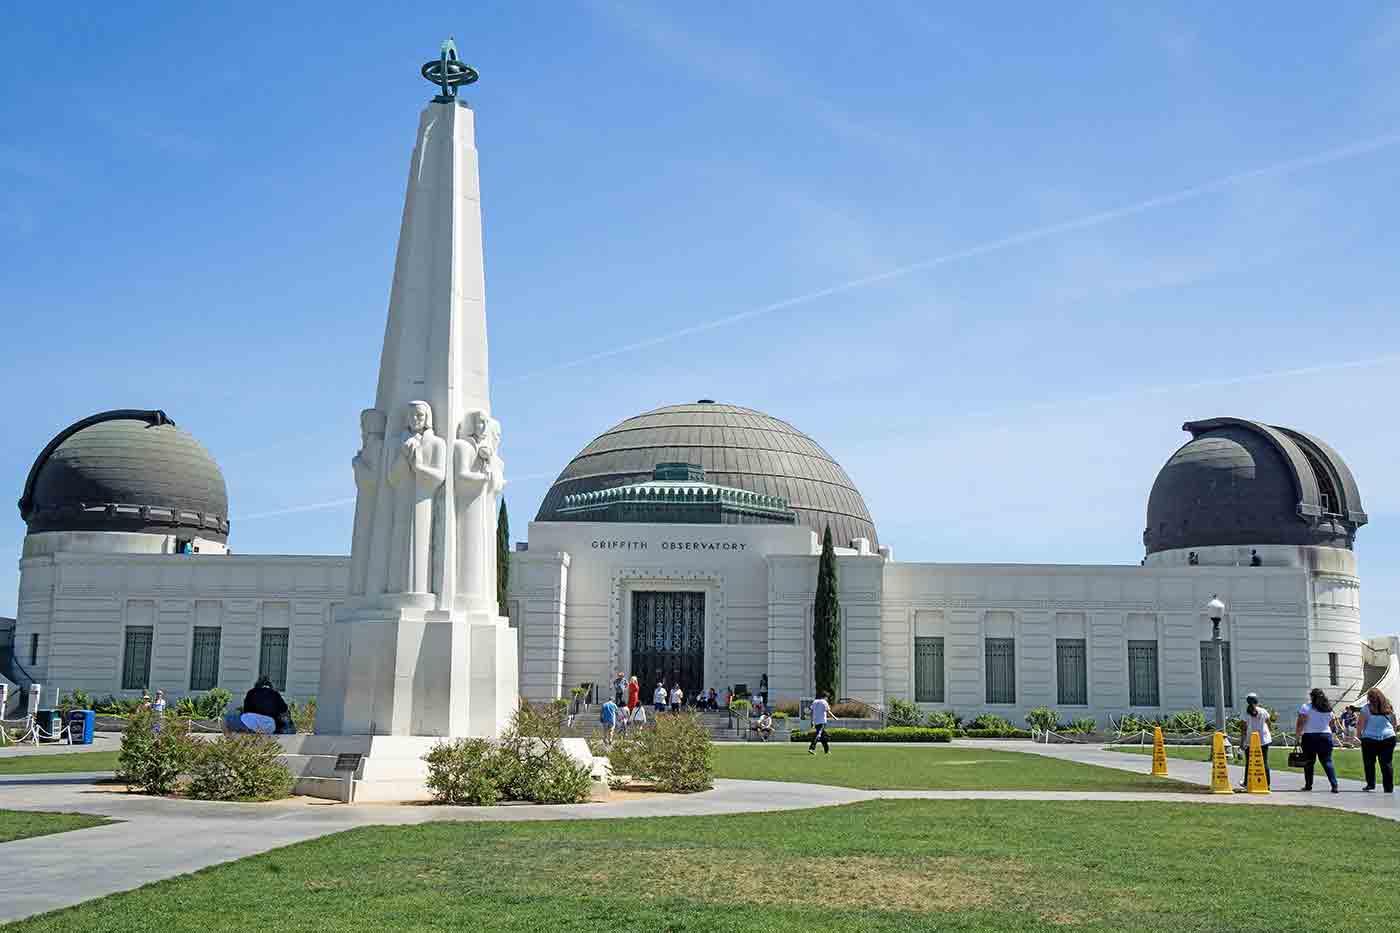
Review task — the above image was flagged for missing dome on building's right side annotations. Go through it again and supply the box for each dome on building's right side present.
[1144,418,1367,555]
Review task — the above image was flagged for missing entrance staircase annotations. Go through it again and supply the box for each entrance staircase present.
[562,704,786,742]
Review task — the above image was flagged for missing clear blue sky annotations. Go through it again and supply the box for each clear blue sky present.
[2,4,1397,632]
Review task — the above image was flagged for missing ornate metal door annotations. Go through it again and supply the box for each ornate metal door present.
[630,591,705,700]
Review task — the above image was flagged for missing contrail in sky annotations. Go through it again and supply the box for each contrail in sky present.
[503,130,1400,383]
[233,472,562,522]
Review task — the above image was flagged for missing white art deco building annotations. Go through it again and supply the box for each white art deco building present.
[8,399,1387,725]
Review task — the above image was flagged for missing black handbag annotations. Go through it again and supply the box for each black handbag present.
[1287,744,1308,768]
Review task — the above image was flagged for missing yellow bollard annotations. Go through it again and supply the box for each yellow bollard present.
[1210,731,1234,794]
[1246,731,1270,794]
[1151,725,1168,777]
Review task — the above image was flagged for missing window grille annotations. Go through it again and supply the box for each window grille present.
[1329,652,1339,687]
[1128,640,1160,707]
[985,638,1016,704]
[1056,639,1088,705]
[122,627,154,691]
[259,628,290,692]
[190,627,222,691]
[914,637,945,703]
[1199,641,1234,708]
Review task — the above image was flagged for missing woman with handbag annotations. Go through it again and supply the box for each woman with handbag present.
[1294,688,1340,793]
[1356,687,1397,793]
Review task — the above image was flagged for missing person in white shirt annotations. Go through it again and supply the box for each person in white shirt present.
[1294,687,1339,793]
[631,703,648,728]
[669,685,683,713]
[807,692,839,755]
[653,683,667,713]
[1237,692,1272,788]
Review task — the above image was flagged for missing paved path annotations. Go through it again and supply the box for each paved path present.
[0,734,120,757]
[3,740,1397,924]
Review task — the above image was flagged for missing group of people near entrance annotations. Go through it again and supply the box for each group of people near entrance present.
[1239,686,1396,793]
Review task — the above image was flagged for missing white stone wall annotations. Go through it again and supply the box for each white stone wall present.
[511,551,569,702]
[15,551,348,701]
[766,554,884,706]
[880,562,1314,723]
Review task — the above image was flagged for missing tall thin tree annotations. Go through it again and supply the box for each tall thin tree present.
[496,499,510,617]
[813,525,841,699]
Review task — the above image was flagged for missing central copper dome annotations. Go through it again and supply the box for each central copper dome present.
[536,401,878,547]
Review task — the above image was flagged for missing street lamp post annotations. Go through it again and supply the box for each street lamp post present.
[1206,595,1227,733]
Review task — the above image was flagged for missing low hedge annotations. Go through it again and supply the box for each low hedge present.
[789,727,952,743]
[958,728,1033,739]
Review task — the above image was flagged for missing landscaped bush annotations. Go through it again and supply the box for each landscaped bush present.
[185,733,294,801]
[728,699,751,720]
[95,695,143,715]
[1025,706,1059,732]
[1064,716,1098,734]
[924,710,959,730]
[289,698,317,733]
[173,688,233,720]
[607,710,714,792]
[959,728,1034,739]
[1115,713,1161,735]
[789,727,952,743]
[830,700,874,718]
[773,700,799,717]
[117,712,196,795]
[425,737,505,806]
[966,713,1014,731]
[1162,710,1210,734]
[58,689,94,716]
[771,711,789,722]
[885,698,922,727]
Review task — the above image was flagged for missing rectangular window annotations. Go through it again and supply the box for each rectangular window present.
[1329,652,1339,687]
[985,637,1016,704]
[121,627,154,691]
[1199,641,1234,708]
[914,636,945,703]
[189,627,222,691]
[1128,640,1160,707]
[29,632,38,666]
[258,628,290,692]
[1056,639,1088,705]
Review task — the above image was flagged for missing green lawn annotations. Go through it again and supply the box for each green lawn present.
[714,742,1202,792]
[13,800,1399,932]
[1108,745,1371,783]
[0,810,113,844]
[0,751,119,775]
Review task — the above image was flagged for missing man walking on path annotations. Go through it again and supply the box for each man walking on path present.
[808,692,838,755]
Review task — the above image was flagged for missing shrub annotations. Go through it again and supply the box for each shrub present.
[59,689,94,716]
[1025,706,1059,732]
[95,695,142,715]
[831,700,873,718]
[924,710,959,730]
[117,712,196,795]
[773,700,799,717]
[173,689,233,720]
[290,698,317,733]
[608,710,714,792]
[1162,710,1210,735]
[790,727,952,743]
[967,713,1014,731]
[186,734,294,801]
[885,698,922,727]
[729,699,751,720]
[959,728,1033,739]
[771,711,789,721]
[1065,716,1098,734]
[425,737,504,806]
[1115,713,1161,735]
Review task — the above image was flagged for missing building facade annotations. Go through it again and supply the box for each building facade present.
[7,401,1379,726]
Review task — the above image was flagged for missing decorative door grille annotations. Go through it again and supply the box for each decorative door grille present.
[630,591,705,700]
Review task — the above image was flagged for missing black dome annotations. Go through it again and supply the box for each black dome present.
[19,410,230,541]
[537,401,878,547]
[1144,418,1366,555]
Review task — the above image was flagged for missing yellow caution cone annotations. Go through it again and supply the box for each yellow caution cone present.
[1210,731,1234,794]
[1151,725,1168,777]
[1246,731,1270,795]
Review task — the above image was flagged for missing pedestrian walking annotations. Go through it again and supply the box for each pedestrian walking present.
[627,675,640,712]
[630,702,648,729]
[653,681,667,713]
[1357,687,1397,793]
[669,684,683,713]
[613,672,626,707]
[807,692,839,755]
[1294,687,1340,793]
[600,696,620,744]
[1238,692,1272,788]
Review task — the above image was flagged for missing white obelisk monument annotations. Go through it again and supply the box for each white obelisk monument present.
[286,43,518,798]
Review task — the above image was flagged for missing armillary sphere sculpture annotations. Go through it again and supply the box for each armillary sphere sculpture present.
[421,37,478,102]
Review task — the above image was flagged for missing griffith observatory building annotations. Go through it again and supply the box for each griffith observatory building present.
[9,401,1390,725]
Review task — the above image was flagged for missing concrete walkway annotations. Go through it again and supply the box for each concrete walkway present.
[2,739,1397,924]
[0,734,120,756]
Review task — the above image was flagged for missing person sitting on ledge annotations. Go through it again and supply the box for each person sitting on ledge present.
[223,677,294,735]
[752,711,774,741]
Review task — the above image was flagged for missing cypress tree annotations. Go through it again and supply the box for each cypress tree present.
[496,499,511,617]
[813,525,841,699]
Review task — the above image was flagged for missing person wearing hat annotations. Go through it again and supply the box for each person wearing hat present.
[1239,692,1272,788]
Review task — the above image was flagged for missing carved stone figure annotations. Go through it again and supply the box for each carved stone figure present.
[386,401,447,595]
[452,411,505,614]
[348,408,387,595]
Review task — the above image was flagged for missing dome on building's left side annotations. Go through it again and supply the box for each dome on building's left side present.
[19,410,230,541]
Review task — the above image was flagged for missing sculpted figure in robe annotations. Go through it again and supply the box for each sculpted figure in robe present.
[348,408,387,595]
[386,400,447,595]
[452,411,505,614]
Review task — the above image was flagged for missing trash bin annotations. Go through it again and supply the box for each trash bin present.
[68,709,95,745]
[34,709,63,742]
